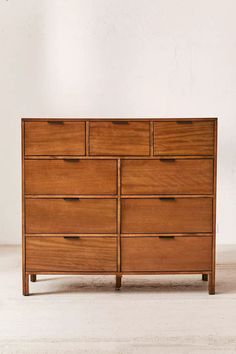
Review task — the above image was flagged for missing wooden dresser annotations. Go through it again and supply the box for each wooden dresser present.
[22,118,217,295]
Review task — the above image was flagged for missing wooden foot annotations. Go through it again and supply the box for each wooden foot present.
[23,273,29,296]
[202,274,208,281]
[30,274,36,282]
[115,275,122,290]
[208,273,215,295]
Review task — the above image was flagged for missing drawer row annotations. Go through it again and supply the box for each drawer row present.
[25,198,213,234]
[24,159,214,195]
[26,236,212,272]
[24,121,215,156]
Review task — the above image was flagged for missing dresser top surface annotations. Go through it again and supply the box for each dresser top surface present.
[22,118,218,122]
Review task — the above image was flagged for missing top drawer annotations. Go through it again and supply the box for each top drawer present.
[25,122,85,156]
[154,121,215,155]
[89,121,150,156]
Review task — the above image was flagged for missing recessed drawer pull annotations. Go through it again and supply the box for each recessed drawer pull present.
[112,121,129,125]
[63,236,80,239]
[63,159,80,162]
[159,236,175,239]
[63,198,80,201]
[47,121,64,125]
[176,121,192,124]
[159,197,176,201]
[160,158,176,162]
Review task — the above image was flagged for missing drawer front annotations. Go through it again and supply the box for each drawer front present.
[25,122,85,155]
[122,236,212,271]
[26,237,117,272]
[25,159,117,195]
[121,198,212,233]
[89,121,150,156]
[122,159,213,195]
[154,121,214,155]
[26,199,117,234]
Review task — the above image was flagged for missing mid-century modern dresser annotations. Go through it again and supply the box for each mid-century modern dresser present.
[22,118,217,295]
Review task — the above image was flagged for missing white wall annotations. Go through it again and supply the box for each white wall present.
[0,0,235,244]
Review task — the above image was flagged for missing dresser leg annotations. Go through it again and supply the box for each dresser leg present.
[208,273,215,295]
[23,273,29,296]
[30,274,36,282]
[202,274,208,281]
[116,275,122,290]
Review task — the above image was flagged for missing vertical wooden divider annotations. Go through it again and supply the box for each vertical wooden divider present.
[22,120,29,295]
[150,121,154,156]
[117,158,121,273]
[86,121,89,156]
[209,119,217,294]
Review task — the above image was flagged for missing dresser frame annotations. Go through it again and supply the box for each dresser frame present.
[22,118,217,295]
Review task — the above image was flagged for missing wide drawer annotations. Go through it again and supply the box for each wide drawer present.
[121,159,213,195]
[122,236,212,271]
[154,121,215,155]
[89,121,150,156]
[26,237,117,272]
[26,199,117,234]
[25,159,117,195]
[25,121,85,155]
[121,198,212,233]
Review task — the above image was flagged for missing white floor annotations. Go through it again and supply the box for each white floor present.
[0,246,236,354]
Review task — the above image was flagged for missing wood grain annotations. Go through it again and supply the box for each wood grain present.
[150,121,154,156]
[22,118,217,294]
[22,120,29,295]
[22,118,217,122]
[117,159,121,272]
[89,121,150,156]
[26,198,117,234]
[121,198,213,233]
[121,233,212,237]
[121,159,213,195]
[25,155,214,160]
[122,236,212,271]
[30,274,36,282]
[25,159,117,195]
[86,121,89,156]
[154,121,214,155]
[25,122,85,156]
[209,118,218,294]
[26,233,117,237]
[26,237,117,272]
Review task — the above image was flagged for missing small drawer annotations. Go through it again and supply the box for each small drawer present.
[25,159,117,195]
[122,236,212,271]
[89,121,150,156]
[26,198,117,234]
[25,121,85,155]
[121,198,212,233]
[26,237,117,272]
[154,121,215,155]
[121,159,213,195]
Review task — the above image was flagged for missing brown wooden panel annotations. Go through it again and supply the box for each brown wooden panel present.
[26,237,117,271]
[25,122,85,155]
[154,121,214,155]
[25,159,117,195]
[122,236,212,271]
[26,199,117,234]
[121,159,213,195]
[89,121,150,156]
[121,198,212,233]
